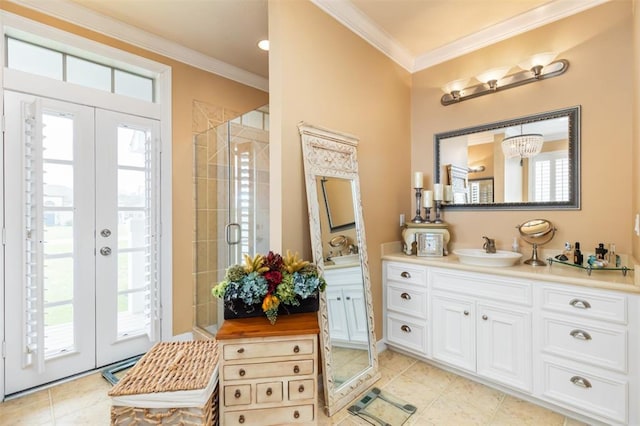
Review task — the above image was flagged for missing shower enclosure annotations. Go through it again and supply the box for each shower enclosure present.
[193,105,269,336]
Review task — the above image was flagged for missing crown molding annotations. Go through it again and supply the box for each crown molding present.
[414,0,610,71]
[314,0,610,74]
[6,0,269,92]
[310,0,414,72]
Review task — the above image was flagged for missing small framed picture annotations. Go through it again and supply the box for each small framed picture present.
[417,233,444,257]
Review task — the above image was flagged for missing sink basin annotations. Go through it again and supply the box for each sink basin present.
[453,249,522,267]
[329,254,360,265]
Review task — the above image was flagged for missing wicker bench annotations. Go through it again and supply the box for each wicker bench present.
[109,340,219,425]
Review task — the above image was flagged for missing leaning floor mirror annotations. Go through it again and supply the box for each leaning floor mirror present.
[298,122,380,416]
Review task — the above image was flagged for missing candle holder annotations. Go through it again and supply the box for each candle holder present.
[423,206,432,223]
[412,187,424,223]
[434,200,444,223]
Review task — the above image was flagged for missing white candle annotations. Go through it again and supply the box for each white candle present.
[433,184,443,201]
[413,172,423,188]
[424,190,433,208]
[445,185,454,202]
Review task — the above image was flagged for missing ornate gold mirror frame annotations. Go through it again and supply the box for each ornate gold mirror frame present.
[299,122,380,416]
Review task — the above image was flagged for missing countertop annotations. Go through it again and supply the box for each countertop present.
[382,251,640,294]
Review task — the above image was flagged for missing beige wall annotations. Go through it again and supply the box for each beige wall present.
[269,0,411,339]
[1,2,269,335]
[412,1,635,255]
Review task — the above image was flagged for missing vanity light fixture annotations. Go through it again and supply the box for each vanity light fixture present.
[257,39,270,51]
[441,53,569,106]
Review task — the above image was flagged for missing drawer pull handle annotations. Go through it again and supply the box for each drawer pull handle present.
[298,384,305,393]
[294,410,300,419]
[337,297,341,301]
[482,314,488,320]
[237,347,245,354]
[234,389,242,398]
[293,345,300,353]
[239,369,246,377]
[463,311,469,316]
[293,365,300,374]
[239,414,245,424]
[401,292,411,300]
[570,329,592,341]
[266,387,272,396]
[569,299,591,309]
[401,325,411,333]
[570,376,592,389]
[400,271,411,279]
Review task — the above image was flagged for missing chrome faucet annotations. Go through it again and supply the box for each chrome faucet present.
[482,236,496,254]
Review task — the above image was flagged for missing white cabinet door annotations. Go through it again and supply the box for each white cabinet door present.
[432,294,475,372]
[476,303,532,392]
[326,287,350,343]
[344,286,368,344]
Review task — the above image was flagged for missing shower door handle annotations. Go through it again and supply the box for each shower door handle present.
[226,223,241,245]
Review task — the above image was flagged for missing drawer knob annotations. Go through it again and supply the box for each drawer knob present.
[294,410,300,419]
[234,389,242,398]
[337,297,342,301]
[293,345,300,353]
[570,329,592,341]
[239,368,246,377]
[266,387,272,396]
[570,376,592,389]
[237,347,245,354]
[238,414,245,424]
[463,310,469,316]
[400,271,411,279]
[293,365,300,374]
[482,314,488,320]
[298,384,305,393]
[569,299,592,309]
[400,325,411,333]
[401,292,411,300]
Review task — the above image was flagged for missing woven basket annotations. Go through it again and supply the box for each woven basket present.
[109,340,219,425]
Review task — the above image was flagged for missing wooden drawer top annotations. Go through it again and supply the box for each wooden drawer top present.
[216,312,319,340]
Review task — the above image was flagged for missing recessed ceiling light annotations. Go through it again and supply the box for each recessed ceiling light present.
[258,39,269,51]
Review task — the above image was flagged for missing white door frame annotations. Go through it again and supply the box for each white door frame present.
[1,12,173,399]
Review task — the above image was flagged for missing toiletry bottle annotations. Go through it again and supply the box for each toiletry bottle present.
[609,243,619,267]
[573,242,583,266]
[595,243,608,260]
[512,237,520,253]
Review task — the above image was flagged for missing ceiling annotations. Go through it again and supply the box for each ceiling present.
[14,0,608,91]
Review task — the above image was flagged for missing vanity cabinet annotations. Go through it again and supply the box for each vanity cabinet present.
[536,283,634,424]
[216,313,319,426]
[324,265,367,346]
[430,268,532,392]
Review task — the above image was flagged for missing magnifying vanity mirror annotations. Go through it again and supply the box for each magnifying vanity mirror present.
[299,122,380,416]
[435,106,581,210]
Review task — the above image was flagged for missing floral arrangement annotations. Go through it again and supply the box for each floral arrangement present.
[211,250,326,324]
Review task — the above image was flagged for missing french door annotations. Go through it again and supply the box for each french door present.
[4,91,160,394]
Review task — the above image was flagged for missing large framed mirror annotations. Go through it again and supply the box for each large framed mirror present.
[299,122,380,416]
[435,106,581,210]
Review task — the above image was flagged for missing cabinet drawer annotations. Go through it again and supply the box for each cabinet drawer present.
[385,262,427,287]
[256,381,283,404]
[541,360,627,424]
[386,282,427,319]
[224,360,314,380]
[223,338,315,360]
[430,268,532,306]
[223,384,252,406]
[386,314,427,354]
[541,286,627,324]
[542,316,627,373]
[223,404,315,425]
[289,379,315,401]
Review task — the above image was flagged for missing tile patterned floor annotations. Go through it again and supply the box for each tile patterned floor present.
[0,349,587,425]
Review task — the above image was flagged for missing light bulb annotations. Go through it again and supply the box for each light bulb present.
[442,78,469,95]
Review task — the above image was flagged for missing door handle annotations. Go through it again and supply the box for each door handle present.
[225,223,241,245]
[100,247,112,256]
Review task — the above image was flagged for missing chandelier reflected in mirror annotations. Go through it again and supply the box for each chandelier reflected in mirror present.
[501,128,544,166]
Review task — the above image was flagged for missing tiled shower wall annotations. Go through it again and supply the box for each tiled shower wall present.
[192,100,240,335]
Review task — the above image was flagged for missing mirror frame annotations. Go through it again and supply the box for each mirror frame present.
[434,106,581,210]
[298,122,380,416]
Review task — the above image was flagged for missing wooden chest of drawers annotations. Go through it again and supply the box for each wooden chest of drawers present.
[216,312,319,426]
